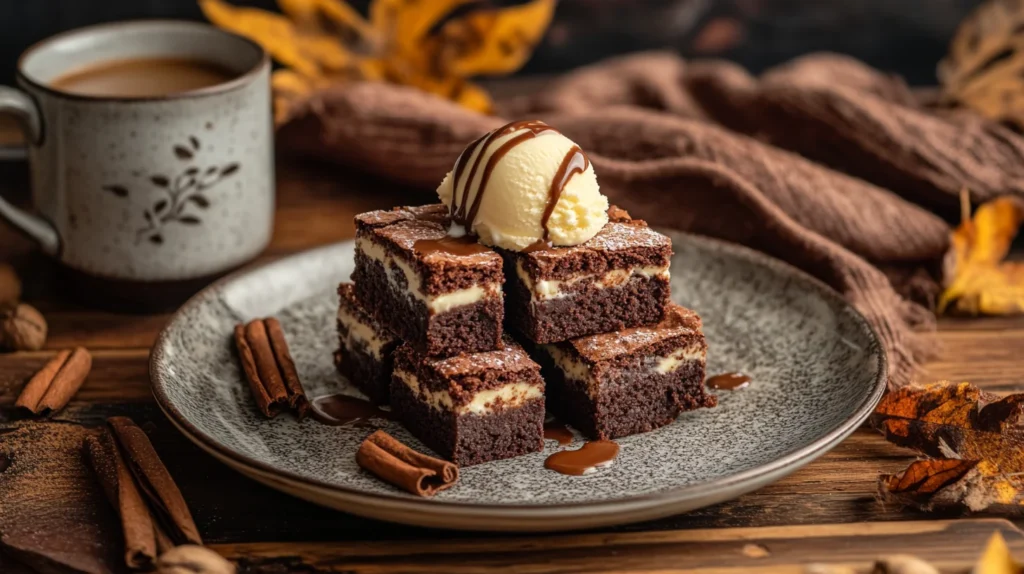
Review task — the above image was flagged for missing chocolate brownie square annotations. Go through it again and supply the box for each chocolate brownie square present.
[390,336,545,466]
[533,304,715,440]
[353,204,504,357]
[335,282,399,405]
[503,206,671,344]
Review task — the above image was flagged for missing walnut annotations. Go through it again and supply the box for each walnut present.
[0,264,20,306]
[0,303,47,351]
[156,546,235,574]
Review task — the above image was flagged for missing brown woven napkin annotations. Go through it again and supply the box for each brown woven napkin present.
[276,51,1024,387]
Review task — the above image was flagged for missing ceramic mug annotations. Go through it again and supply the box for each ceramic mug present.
[0,21,274,309]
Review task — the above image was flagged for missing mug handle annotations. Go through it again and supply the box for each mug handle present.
[0,85,60,256]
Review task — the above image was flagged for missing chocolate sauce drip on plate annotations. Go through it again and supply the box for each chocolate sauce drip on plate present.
[450,120,557,228]
[541,145,590,241]
[413,234,492,257]
[707,372,752,391]
[310,394,394,426]
[543,420,574,445]
[544,440,619,475]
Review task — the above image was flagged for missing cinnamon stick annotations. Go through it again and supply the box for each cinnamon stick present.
[14,347,92,415]
[234,318,308,419]
[84,431,159,570]
[107,417,202,546]
[356,430,459,496]
[265,318,309,418]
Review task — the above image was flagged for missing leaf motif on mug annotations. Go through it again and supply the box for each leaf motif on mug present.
[151,175,170,187]
[179,216,202,225]
[174,145,194,160]
[185,167,200,176]
[205,166,219,175]
[190,136,201,150]
[144,211,153,223]
[154,200,168,214]
[149,234,164,245]
[220,163,240,177]
[103,185,129,198]
[188,195,211,209]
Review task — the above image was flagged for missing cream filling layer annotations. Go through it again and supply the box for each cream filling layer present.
[541,343,705,392]
[395,370,543,415]
[653,346,706,374]
[358,237,500,314]
[337,306,388,359]
[516,261,669,301]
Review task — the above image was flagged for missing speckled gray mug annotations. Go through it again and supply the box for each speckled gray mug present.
[0,21,273,309]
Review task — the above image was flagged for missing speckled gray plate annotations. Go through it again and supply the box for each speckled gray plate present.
[151,231,886,531]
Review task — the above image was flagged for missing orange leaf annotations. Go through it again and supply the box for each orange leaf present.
[203,0,554,117]
[873,381,1024,512]
[885,458,978,495]
[200,0,322,77]
[278,0,374,42]
[436,0,556,77]
[369,0,474,59]
[939,196,1024,316]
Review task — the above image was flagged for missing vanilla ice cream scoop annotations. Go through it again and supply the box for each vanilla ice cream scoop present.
[437,120,608,251]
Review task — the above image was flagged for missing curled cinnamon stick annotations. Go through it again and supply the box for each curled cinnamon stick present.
[84,431,159,570]
[356,430,459,497]
[107,417,202,546]
[15,347,92,415]
[234,318,308,419]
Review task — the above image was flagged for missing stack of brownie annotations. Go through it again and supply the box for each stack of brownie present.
[336,204,716,467]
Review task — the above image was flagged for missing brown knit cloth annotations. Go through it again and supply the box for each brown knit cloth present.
[276,51,1024,388]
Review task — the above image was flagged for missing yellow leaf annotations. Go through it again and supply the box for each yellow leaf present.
[452,80,493,113]
[973,531,1022,574]
[200,0,321,77]
[939,196,1024,315]
[278,0,374,41]
[439,0,556,77]
[294,34,354,72]
[203,0,555,116]
[369,0,474,58]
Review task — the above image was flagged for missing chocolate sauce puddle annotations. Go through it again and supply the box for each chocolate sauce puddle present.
[544,440,619,475]
[413,235,491,257]
[310,394,394,427]
[543,420,574,445]
[707,372,752,391]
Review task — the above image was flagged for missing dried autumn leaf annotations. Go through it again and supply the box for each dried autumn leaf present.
[871,381,1024,512]
[278,0,373,42]
[973,531,1022,574]
[939,195,1024,316]
[200,0,334,77]
[202,0,555,120]
[939,0,1024,130]
[434,0,556,77]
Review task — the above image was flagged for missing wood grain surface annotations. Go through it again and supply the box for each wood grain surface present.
[1,158,1022,572]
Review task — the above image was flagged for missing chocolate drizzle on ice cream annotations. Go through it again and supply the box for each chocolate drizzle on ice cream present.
[449,120,558,230]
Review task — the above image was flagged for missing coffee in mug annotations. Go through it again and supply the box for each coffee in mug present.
[50,57,238,98]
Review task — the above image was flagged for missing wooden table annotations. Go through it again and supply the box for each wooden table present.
[2,158,1023,573]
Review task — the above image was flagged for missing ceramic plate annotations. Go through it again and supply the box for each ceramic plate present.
[151,231,886,531]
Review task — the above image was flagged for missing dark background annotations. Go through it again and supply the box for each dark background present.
[0,0,983,86]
